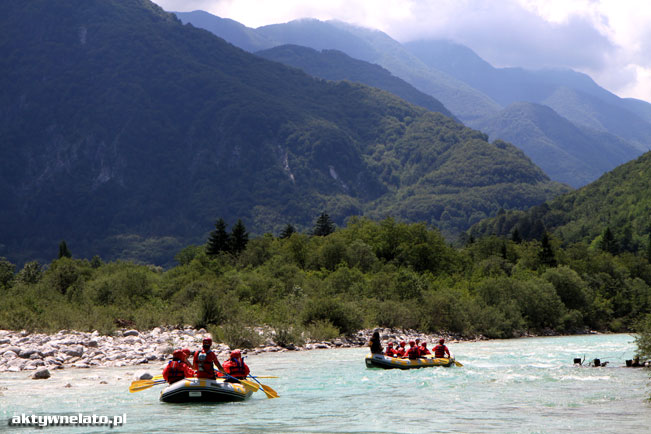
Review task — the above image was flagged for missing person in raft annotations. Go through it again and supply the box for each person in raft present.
[433,338,451,358]
[369,331,383,354]
[396,341,407,358]
[420,341,431,356]
[193,338,225,379]
[385,342,399,357]
[181,348,192,367]
[163,349,196,384]
[222,349,250,382]
[407,340,421,359]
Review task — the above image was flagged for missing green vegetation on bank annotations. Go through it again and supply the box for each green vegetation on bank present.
[1,218,649,349]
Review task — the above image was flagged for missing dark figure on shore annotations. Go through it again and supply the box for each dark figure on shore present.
[434,339,451,358]
[369,331,383,354]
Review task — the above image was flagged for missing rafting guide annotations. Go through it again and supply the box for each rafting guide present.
[9,413,127,428]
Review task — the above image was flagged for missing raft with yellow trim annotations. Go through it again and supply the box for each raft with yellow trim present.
[365,353,456,369]
[160,377,253,403]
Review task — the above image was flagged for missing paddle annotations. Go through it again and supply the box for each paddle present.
[129,378,167,393]
[452,358,463,367]
[247,374,279,399]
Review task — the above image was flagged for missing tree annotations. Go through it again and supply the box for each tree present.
[17,261,42,284]
[511,227,522,244]
[230,219,249,254]
[58,240,71,258]
[279,224,296,239]
[313,212,335,236]
[599,227,619,255]
[206,218,230,256]
[0,257,15,289]
[538,232,557,268]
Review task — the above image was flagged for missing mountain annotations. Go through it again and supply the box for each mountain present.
[256,44,454,119]
[469,150,651,252]
[175,10,275,52]
[406,39,651,152]
[174,12,647,188]
[174,12,502,121]
[472,102,641,187]
[0,0,568,266]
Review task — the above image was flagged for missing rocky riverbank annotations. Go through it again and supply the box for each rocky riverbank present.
[0,327,473,377]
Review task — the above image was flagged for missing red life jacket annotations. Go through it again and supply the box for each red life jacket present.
[224,358,249,379]
[193,349,217,379]
[434,344,449,358]
[163,360,186,384]
[407,346,420,359]
[385,347,398,357]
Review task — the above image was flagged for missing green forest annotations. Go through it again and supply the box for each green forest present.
[1,217,650,359]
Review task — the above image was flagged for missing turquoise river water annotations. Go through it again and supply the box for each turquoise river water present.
[1,334,649,433]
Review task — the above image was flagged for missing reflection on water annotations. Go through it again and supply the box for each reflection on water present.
[1,334,649,433]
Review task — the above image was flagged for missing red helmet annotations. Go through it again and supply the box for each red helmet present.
[400,341,406,347]
[172,349,185,360]
[409,341,415,346]
[230,349,241,359]
[387,342,394,347]
[422,342,427,347]
[202,338,212,346]
[439,338,445,344]
[182,348,191,357]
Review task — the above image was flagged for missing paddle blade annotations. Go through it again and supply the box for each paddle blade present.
[129,380,155,393]
[240,379,260,392]
[129,379,167,393]
[454,360,463,367]
[260,384,279,399]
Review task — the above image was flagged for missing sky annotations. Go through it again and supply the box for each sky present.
[151,0,651,103]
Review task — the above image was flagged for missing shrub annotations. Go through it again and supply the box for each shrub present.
[306,319,340,341]
[302,297,362,335]
[210,322,263,349]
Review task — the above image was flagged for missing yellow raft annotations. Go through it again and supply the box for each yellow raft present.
[160,378,253,403]
[365,353,457,369]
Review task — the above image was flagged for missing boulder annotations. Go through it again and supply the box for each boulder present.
[123,330,139,337]
[18,348,39,359]
[135,371,153,380]
[32,368,50,379]
[62,346,84,358]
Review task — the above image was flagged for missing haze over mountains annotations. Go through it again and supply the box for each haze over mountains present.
[0,0,568,266]
[175,10,651,188]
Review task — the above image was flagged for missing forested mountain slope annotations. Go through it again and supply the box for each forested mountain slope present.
[0,0,567,266]
[472,102,641,187]
[469,151,651,253]
[256,44,454,118]
[177,12,646,188]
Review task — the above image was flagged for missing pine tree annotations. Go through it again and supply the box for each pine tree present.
[230,219,249,254]
[511,227,522,244]
[206,218,230,256]
[313,212,335,236]
[599,227,619,255]
[279,224,296,239]
[58,240,71,258]
[538,231,557,268]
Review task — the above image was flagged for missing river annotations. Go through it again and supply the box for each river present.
[1,334,649,433]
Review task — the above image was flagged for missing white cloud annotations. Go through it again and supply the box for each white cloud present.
[152,0,651,102]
